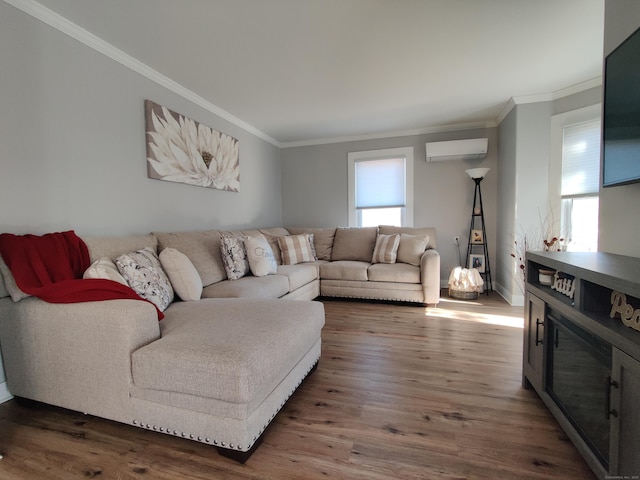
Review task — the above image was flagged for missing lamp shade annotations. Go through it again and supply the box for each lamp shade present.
[465,168,490,179]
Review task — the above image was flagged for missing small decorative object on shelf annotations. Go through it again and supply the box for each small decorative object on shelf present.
[551,271,575,299]
[538,269,555,286]
[610,291,640,332]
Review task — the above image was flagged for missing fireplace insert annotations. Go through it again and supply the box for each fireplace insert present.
[546,310,613,468]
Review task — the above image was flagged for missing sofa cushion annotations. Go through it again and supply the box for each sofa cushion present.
[320,260,369,281]
[371,234,400,264]
[278,234,316,265]
[201,275,289,299]
[220,235,250,280]
[83,257,128,285]
[84,234,158,263]
[287,227,336,261]
[331,227,378,262]
[153,231,226,286]
[378,225,437,249]
[258,228,290,265]
[368,263,421,284]
[397,233,429,266]
[244,235,278,277]
[131,298,325,404]
[276,264,319,291]
[159,248,203,301]
[115,247,174,311]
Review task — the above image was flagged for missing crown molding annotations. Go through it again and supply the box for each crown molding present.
[3,0,280,147]
[496,76,602,125]
[280,120,497,149]
[5,0,604,150]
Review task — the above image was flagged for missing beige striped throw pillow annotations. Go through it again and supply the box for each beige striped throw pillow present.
[371,234,400,264]
[278,234,315,265]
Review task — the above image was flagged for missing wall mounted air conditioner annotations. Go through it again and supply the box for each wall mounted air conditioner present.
[425,138,488,162]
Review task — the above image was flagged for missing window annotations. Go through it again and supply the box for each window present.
[348,147,414,227]
[561,119,601,252]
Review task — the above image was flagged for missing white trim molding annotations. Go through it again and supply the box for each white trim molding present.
[3,0,280,147]
[0,381,13,404]
[496,77,603,125]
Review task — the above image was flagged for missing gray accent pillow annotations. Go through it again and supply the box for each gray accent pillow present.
[220,235,250,280]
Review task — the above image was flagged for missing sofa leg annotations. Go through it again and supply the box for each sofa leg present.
[217,436,263,463]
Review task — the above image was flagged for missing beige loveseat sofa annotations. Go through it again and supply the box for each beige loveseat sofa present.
[149,225,439,306]
[0,224,438,460]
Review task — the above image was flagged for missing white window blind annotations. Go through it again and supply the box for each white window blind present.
[355,157,406,209]
[561,119,601,196]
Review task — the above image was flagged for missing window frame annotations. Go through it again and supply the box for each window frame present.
[347,147,414,227]
[550,104,601,252]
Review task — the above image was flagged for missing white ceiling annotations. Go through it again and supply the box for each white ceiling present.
[26,0,604,146]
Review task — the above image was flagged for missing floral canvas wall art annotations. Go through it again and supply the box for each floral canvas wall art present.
[145,100,240,191]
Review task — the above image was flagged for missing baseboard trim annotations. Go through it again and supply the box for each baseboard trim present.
[0,381,13,404]
[495,282,524,306]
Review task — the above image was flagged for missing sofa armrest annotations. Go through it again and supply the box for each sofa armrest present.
[420,249,441,305]
[0,297,160,422]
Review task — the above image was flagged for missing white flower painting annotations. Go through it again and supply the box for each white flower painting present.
[145,100,239,191]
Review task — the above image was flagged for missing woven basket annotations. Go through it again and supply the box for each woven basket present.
[448,287,479,300]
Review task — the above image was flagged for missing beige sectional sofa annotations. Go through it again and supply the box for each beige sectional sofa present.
[0,224,439,461]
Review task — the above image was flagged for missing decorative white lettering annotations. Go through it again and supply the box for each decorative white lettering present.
[610,291,640,332]
[551,272,575,299]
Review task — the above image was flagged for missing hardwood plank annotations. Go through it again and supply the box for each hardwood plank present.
[0,292,596,479]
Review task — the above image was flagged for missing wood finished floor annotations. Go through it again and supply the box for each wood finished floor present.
[0,292,596,480]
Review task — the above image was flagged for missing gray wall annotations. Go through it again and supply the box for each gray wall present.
[495,102,554,305]
[281,128,498,286]
[496,108,519,303]
[0,2,282,237]
[495,89,605,305]
[0,2,282,400]
[599,0,640,256]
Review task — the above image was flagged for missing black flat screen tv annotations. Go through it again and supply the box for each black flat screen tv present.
[602,26,640,187]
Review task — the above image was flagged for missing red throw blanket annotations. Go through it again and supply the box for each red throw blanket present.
[0,230,163,320]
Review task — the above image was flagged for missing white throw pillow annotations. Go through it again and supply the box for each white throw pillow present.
[83,257,128,285]
[115,247,174,311]
[371,234,400,264]
[0,255,30,302]
[244,235,278,277]
[397,234,430,266]
[159,248,203,301]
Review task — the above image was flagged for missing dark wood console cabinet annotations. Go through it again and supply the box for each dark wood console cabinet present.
[523,251,640,478]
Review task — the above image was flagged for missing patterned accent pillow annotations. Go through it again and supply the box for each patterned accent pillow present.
[278,234,316,265]
[305,233,317,260]
[244,235,278,277]
[220,235,250,280]
[371,234,400,264]
[115,247,174,311]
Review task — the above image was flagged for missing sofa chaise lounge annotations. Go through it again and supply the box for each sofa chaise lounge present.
[0,225,439,460]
